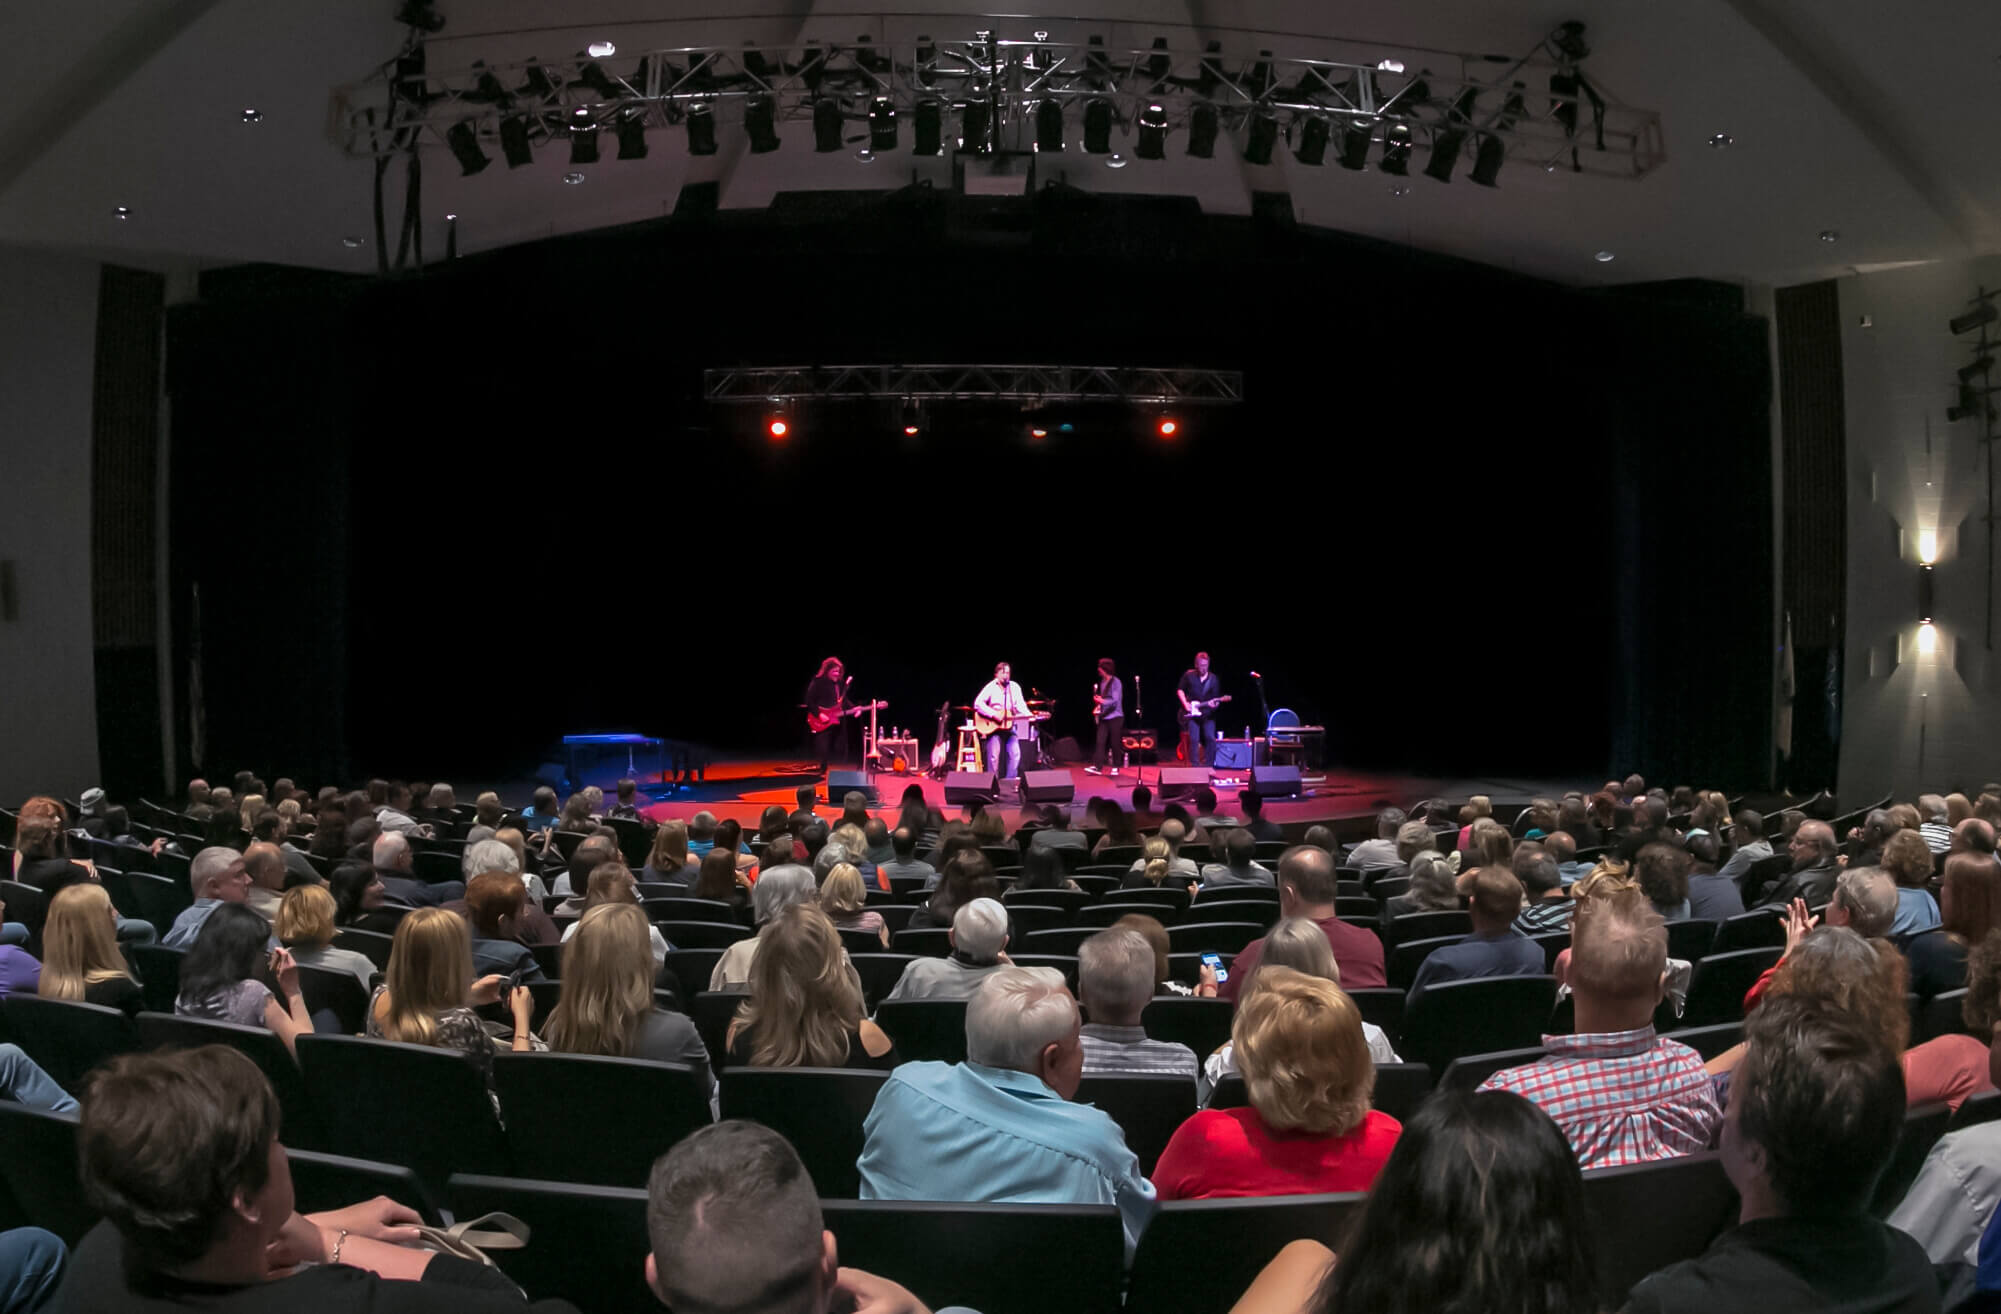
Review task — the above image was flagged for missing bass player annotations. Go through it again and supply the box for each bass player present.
[1177,650,1231,767]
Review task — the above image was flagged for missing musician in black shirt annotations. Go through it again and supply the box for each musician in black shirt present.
[1177,651,1225,766]
[1088,657,1125,777]
[805,656,849,770]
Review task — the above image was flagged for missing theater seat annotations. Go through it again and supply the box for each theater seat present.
[1661,1022,1743,1062]
[1126,1192,1367,1313]
[1165,922,1267,955]
[295,964,370,1035]
[0,1101,96,1245]
[1916,989,1974,1045]
[848,953,918,1009]
[1583,1152,1737,1302]
[297,1034,507,1196]
[648,897,742,925]
[1439,1045,1546,1093]
[1345,987,1406,1047]
[0,994,135,1093]
[137,1012,325,1152]
[331,927,394,973]
[491,1052,711,1187]
[1076,901,1181,928]
[1873,1102,1953,1217]
[1074,1073,1196,1176]
[1389,910,1472,946]
[717,1066,890,1198]
[1678,947,1783,1028]
[821,1199,1123,1314]
[286,1148,443,1226]
[1397,976,1558,1073]
[1369,1062,1435,1122]
[1711,907,1784,953]
[873,999,968,1064]
[687,992,742,1067]
[893,927,956,957]
[449,1174,655,1314]
[1138,996,1234,1059]
[654,921,752,950]
[1388,935,1464,991]
[660,948,725,1003]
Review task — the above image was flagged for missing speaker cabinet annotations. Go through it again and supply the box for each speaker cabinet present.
[1157,767,1212,800]
[826,771,877,805]
[1210,739,1254,769]
[1020,769,1074,804]
[1249,764,1302,798]
[944,772,1000,805]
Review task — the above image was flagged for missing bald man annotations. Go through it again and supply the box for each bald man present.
[240,841,288,923]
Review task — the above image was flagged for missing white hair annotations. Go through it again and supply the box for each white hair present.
[463,837,520,881]
[952,897,1009,961]
[429,783,456,809]
[1077,927,1155,1018]
[372,831,409,869]
[812,841,850,881]
[752,864,818,925]
[966,967,1078,1073]
[190,846,241,897]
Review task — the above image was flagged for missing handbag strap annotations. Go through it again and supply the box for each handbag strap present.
[444,1211,530,1252]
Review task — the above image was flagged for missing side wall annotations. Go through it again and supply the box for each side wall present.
[1837,255,2001,801]
[0,245,102,801]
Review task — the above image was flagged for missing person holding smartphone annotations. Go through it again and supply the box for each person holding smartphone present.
[369,908,537,1104]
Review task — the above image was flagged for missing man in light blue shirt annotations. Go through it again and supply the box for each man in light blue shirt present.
[163,847,256,948]
[858,966,1157,1259]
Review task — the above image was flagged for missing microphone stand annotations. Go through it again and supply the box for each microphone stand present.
[1131,675,1148,789]
[1251,672,1271,765]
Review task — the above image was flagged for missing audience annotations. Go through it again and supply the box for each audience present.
[1223,846,1385,1000]
[240,842,288,924]
[858,967,1156,1257]
[1345,808,1406,870]
[163,847,256,948]
[463,871,545,983]
[1513,842,1576,933]
[885,898,1010,1001]
[689,847,750,911]
[817,861,887,947]
[1760,819,1840,907]
[1633,842,1692,920]
[1684,831,1747,919]
[39,883,142,1016]
[710,864,818,991]
[1909,852,2001,998]
[1380,850,1459,923]
[1127,819,1199,882]
[274,884,377,990]
[330,860,403,935]
[1883,829,1942,936]
[369,832,462,909]
[906,852,999,932]
[877,826,936,890]
[1204,919,1398,1098]
[1407,867,1541,999]
[368,907,535,1092]
[546,904,710,1091]
[1115,912,1218,999]
[1075,928,1197,1078]
[724,905,892,1070]
[174,903,313,1056]
[1482,895,1720,1167]
[1197,828,1272,889]
[556,863,671,965]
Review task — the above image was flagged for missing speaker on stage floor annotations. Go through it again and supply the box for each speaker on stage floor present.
[827,770,877,805]
[1020,770,1074,805]
[944,772,1000,806]
[1158,767,1211,800]
[1210,739,1254,769]
[1249,764,1302,798]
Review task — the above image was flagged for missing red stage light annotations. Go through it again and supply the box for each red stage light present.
[1029,426,1048,439]
[1158,418,1178,437]
[767,418,789,438]
[903,425,920,436]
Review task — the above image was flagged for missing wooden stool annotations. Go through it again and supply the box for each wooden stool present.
[954,724,985,774]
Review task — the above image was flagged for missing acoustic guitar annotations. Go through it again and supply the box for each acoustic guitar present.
[972,708,1051,736]
[928,700,954,776]
[806,699,887,733]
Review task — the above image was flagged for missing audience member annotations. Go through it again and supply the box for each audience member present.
[644,1121,931,1314]
[1407,867,1541,1000]
[163,848,257,949]
[1513,842,1576,933]
[1917,794,1954,853]
[1127,819,1199,882]
[1890,941,2001,1272]
[1197,828,1273,889]
[819,862,887,948]
[1909,852,2001,998]
[1716,809,1773,886]
[1760,819,1840,908]
[1633,842,1692,920]
[1129,784,1160,831]
[1204,920,1398,1098]
[275,884,377,990]
[1380,850,1459,924]
[1238,790,1283,843]
[368,907,534,1093]
[1827,866,1899,940]
[724,905,891,1070]
[370,832,462,909]
[1345,808,1407,871]
[857,967,1156,1257]
[907,852,999,932]
[1684,831,1747,919]
[330,860,403,935]
[239,842,287,924]
[1155,967,1398,1200]
[548,833,617,900]
[1028,806,1087,852]
[463,870,544,983]
[1482,897,1719,1168]
[546,904,710,1091]
[1624,998,1934,1314]
[39,883,142,1016]
[1115,912,1217,1000]
[175,903,312,1055]
[709,864,818,991]
[1883,829,1942,936]
[1223,846,1385,1000]
[556,863,671,965]
[886,898,1010,1001]
[877,826,936,892]
[690,847,750,911]
[1075,928,1197,1078]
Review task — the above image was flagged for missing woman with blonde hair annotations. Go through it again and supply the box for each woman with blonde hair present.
[642,821,695,885]
[367,907,534,1093]
[1120,837,1175,889]
[546,904,711,1090]
[723,904,894,1070]
[1154,965,1401,1198]
[557,863,671,964]
[39,883,139,1015]
[969,809,1007,848]
[275,883,377,989]
[820,862,888,947]
[237,793,265,835]
[1203,918,1398,1097]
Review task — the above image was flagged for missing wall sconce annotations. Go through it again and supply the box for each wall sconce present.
[1920,562,1935,627]
[1919,530,1938,566]
[1919,620,1938,655]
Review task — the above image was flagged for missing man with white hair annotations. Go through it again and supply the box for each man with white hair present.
[463,836,547,901]
[1077,929,1198,1078]
[884,899,1011,1001]
[163,847,257,948]
[371,830,463,908]
[858,967,1157,1258]
[709,862,820,991]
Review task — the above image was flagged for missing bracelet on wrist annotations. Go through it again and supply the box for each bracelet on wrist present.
[329,1228,349,1266]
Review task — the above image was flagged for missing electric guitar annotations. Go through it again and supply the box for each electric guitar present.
[972,707,1052,736]
[1181,693,1233,719]
[806,699,887,733]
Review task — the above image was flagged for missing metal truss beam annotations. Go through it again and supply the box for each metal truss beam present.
[703,364,1245,405]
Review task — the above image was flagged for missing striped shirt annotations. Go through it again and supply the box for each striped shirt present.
[1480,1026,1720,1169]
[1079,1024,1200,1079]
[1515,897,1577,935]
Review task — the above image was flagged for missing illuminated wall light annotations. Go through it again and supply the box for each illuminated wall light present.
[767,415,790,439]
[1919,621,1938,656]
[1919,531,1938,565]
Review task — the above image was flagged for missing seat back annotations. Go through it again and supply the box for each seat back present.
[1398,976,1559,1072]
[997,904,1073,937]
[1439,1045,1546,1092]
[1369,1062,1435,1122]
[1346,987,1406,1046]
[1188,900,1279,929]
[848,953,918,1009]
[449,1174,656,1314]
[136,1011,325,1150]
[295,964,370,1035]
[1660,1022,1743,1061]
[1917,989,1973,1044]
[491,1053,710,1186]
[1166,921,1267,955]
[126,943,184,1014]
[0,994,136,1092]
[286,1148,443,1225]
[873,999,969,1063]
[1582,1152,1737,1305]
[821,1200,1124,1314]
[660,948,725,1003]
[688,992,742,1066]
[1390,910,1472,945]
[838,926,886,956]
[1953,1088,2001,1132]
[648,897,740,925]
[0,1102,96,1244]
[655,921,752,950]
[1663,918,1716,965]
[332,927,394,972]
[1007,954,1078,989]
[1126,1192,1366,1314]
[1680,947,1783,1028]
[892,926,955,957]
[1077,901,1181,928]
[1712,906,1784,953]
[295,1034,507,1195]
[717,1066,890,1198]
[412,850,462,883]
[127,873,192,937]
[1103,885,1190,914]
[1074,1074,1195,1176]
[1138,996,1234,1060]
[1388,935,1464,990]
[1002,887,1091,914]
[1873,1102,1954,1216]
[0,882,46,945]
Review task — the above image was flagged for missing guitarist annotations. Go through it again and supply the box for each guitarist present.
[1086,657,1125,777]
[973,661,1033,781]
[805,656,850,771]
[1177,650,1227,767]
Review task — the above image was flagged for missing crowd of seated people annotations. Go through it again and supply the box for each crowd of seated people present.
[12,768,2001,1311]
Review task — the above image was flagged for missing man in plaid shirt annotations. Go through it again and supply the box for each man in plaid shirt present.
[1482,897,1719,1168]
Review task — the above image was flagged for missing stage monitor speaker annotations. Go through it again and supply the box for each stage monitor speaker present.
[1211,739,1254,769]
[1249,764,1302,798]
[827,770,878,805]
[1157,767,1212,800]
[944,771,1000,805]
[1020,769,1074,805]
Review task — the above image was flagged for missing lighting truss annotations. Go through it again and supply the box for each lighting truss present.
[702,364,1245,406]
[333,18,1663,182]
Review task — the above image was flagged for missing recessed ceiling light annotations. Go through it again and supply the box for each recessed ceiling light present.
[1376,59,1405,73]
[855,147,876,163]
[444,212,458,221]
[112,205,131,219]
[1106,152,1127,168]
[241,108,262,124]
[563,171,586,184]
[1819,229,1840,242]
[1389,184,1408,196]
[587,40,616,58]
[1707,132,1733,149]
[341,236,364,248]
[1595,250,1615,262]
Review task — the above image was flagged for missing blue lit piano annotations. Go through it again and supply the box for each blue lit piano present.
[561,732,667,790]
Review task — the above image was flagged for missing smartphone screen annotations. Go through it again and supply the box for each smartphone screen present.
[1201,951,1228,984]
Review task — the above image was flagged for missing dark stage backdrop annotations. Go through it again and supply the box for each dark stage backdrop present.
[161,189,1772,792]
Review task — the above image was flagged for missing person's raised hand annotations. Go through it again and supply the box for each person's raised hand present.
[1782,897,1818,955]
[832,1267,931,1314]
[1196,961,1220,999]
[469,973,505,1006]
[509,981,535,1026]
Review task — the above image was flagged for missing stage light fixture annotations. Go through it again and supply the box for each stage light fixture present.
[615,106,647,160]
[745,95,780,153]
[913,98,942,155]
[499,114,533,167]
[767,415,790,439]
[1029,426,1048,440]
[685,103,717,155]
[516,61,555,101]
[1243,110,1278,165]
[1143,36,1171,84]
[814,98,844,152]
[464,63,511,106]
[1379,122,1412,174]
[961,99,992,155]
[568,107,600,164]
[1960,356,1994,382]
[1136,104,1168,160]
[1082,99,1112,154]
[1035,99,1064,152]
[576,58,622,101]
[1158,417,1179,437]
[869,97,897,150]
[1469,134,1505,186]
[1294,115,1330,166]
[1337,121,1374,170]
[1423,126,1465,182]
[446,120,490,175]
[1952,303,1998,335]
[1186,103,1218,158]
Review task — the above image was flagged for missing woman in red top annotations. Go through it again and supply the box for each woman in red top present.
[1153,966,1400,1199]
